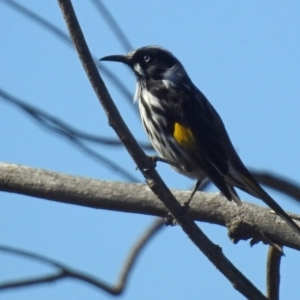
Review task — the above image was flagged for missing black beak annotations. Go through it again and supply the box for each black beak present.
[99,54,130,65]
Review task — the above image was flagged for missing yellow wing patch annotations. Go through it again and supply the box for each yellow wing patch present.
[173,122,195,148]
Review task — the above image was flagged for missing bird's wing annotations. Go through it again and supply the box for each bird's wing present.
[179,85,238,177]
[160,83,241,200]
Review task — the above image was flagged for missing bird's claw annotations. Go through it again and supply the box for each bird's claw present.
[164,212,177,226]
[164,204,191,226]
[136,156,158,172]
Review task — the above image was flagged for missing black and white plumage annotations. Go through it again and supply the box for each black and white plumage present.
[100,46,300,236]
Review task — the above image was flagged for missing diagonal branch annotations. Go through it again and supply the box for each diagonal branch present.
[91,0,133,51]
[57,1,267,298]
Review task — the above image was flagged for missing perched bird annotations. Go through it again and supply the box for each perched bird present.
[100,46,300,236]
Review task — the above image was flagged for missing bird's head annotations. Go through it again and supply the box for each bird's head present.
[100,46,187,82]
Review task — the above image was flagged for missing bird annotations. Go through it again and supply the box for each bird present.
[100,45,300,236]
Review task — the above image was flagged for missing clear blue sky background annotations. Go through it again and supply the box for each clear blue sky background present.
[1,1,300,299]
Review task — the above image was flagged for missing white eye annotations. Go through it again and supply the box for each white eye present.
[143,55,151,63]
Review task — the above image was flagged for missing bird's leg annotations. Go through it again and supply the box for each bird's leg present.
[149,155,179,168]
[166,179,203,225]
[183,179,203,208]
[140,155,179,171]
[143,156,203,224]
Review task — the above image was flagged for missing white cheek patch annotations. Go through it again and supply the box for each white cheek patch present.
[162,79,174,89]
[133,63,145,76]
[163,66,178,81]
[162,65,180,88]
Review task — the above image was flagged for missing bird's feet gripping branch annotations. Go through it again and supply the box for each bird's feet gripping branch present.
[142,156,205,223]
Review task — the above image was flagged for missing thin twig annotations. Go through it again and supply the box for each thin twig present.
[57,1,267,298]
[0,87,152,150]
[0,88,145,182]
[2,0,135,111]
[266,245,283,300]
[0,219,164,293]
[115,218,164,291]
[252,170,300,203]
[91,0,133,51]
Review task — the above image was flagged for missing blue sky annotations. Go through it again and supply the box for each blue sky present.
[1,1,300,299]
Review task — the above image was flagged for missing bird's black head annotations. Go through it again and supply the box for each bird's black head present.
[100,46,186,81]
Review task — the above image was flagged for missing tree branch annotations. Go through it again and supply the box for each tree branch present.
[0,87,151,149]
[266,245,283,300]
[0,87,142,182]
[1,162,299,250]
[91,0,133,51]
[2,0,136,111]
[0,219,164,294]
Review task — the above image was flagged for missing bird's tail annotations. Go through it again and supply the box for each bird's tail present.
[227,167,300,236]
